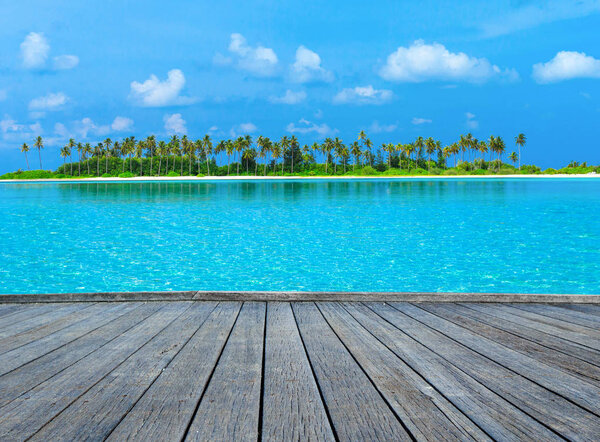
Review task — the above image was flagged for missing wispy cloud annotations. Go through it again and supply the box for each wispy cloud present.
[480,1,600,38]
[333,85,393,105]
[286,118,337,137]
[412,117,432,125]
[369,121,398,133]
[215,33,278,77]
[164,113,187,135]
[28,92,69,115]
[269,89,307,104]
[466,112,478,129]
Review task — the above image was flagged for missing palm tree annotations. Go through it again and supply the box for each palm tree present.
[289,135,298,173]
[94,143,103,175]
[76,143,83,176]
[136,141,145,176]
[272,141,282,175]
[515,133,526,170]
[60,145,69,170]
[350,141,361,171]
[405,144,416,171]
[425,137,436,172]
[203,135,213,176]
[478,140,488,165]
[180,135,188,176]
[68,138,75,175]
[84,143,93,175]
[496,137,506,162]
[509,151,518,167]
[20,143,30,170]
[225,140,234,175]
[157,141,166,175]
[104,138,112,175]
[34,136,43,169]
[146,135,156,175]
[414,136,425,166]
[64,143,72,174]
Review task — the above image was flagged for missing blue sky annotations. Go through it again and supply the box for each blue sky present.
[1,0,599,172]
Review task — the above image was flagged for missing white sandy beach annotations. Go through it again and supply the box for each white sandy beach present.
[0,173,598,183]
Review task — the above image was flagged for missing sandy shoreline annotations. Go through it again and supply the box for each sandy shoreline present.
[0,173,598,183]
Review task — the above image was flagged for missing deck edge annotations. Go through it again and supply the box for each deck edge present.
[0,291,599,304]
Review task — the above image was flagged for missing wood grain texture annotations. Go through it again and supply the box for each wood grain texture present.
[419,303,600,384]
[29,302,218,441]
[0,302,156,409]
[185,302,266,442]
[380,302,600,440]
[261,302,335,441]
[346,302,559,441]
[107,302,242,441]
[0,302,189,440]
[513,303,600,329]
[318,302,488,441]
[292,302,412,441]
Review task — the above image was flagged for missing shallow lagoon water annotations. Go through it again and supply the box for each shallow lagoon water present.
[0,178,599,294]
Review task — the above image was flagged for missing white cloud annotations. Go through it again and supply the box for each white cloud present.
[28,92,68,111]
[129,69,195,107]
[532,51,600,83]
[229,122,258,137]
[412,117,432,125]
[20,32,49,69]
[53,55,79,70]
[220,33,278,77]
[0,115,43,142]
[480,1,600,38]
[74,117,110,138]
[111,116,134,131]
[333,85,393,105]
[466,112,478,129]
[286,118,337,137]
[164,113,187,135]
[369,121,398,133]
[289,46,333,83]
[269,89,307,104]
[379,40,518,83]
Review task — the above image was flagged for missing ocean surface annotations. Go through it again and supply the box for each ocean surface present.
[0,178,599,294]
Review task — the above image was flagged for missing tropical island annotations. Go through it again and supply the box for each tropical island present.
[2,131,598,180]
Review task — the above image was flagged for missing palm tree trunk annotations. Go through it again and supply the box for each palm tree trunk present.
[70,156,73,175]
[38,148,42,169]
[97,157,100,176]
[158,157,162,176]
[24,153,29,170]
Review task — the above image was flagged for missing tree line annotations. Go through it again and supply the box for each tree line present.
[18,131,527,177]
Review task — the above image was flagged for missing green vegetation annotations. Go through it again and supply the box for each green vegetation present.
[2,132,599,179]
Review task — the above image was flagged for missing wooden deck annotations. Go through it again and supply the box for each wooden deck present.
[0,300,599,440]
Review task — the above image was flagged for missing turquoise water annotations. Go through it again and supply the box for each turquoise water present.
[0,179,599,294]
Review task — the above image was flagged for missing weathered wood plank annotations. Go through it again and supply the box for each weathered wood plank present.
[560,304,600,315]
[107,302,241,441]
[0,304,26,319]
[498,304,600,339]
[420,303,600,384]
[455,303,600,368]
[467,303,600,351]
[0,302,189,440]
[0,303,90,337]
[399,303,600,411]
[292,302,411,441]
[185,302,266,442]
[345,302,559,441]
[514,304,600,329]
[29,302,218,441]
[0,302,134,376]
[318,302,488,441]
[0,303,60,328]
[0,302,156,409]
[0,302,110,355]
[262,302,335,441]
[375,302,599,440]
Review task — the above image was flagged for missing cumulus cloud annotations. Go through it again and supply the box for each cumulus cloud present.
[286,118,337,137]
[20,32,78,71]
[129,69,195,107]
[20,32,49,69]
[216,33,278,77]
[379,40,518,83]
[229,122,258,137]
[0,115,43,142]
[466,112,478,129]
[412,117,432,125]
[164,113,187,135]
[532,51,600,83]
[333,85,393,105]
[269,89,307,104]
[369,121,398,133]
[28,92,68,112]
[53,55,79,70]
[73,118,110,138]
[289,46,333,83]
[111,116,134,131]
